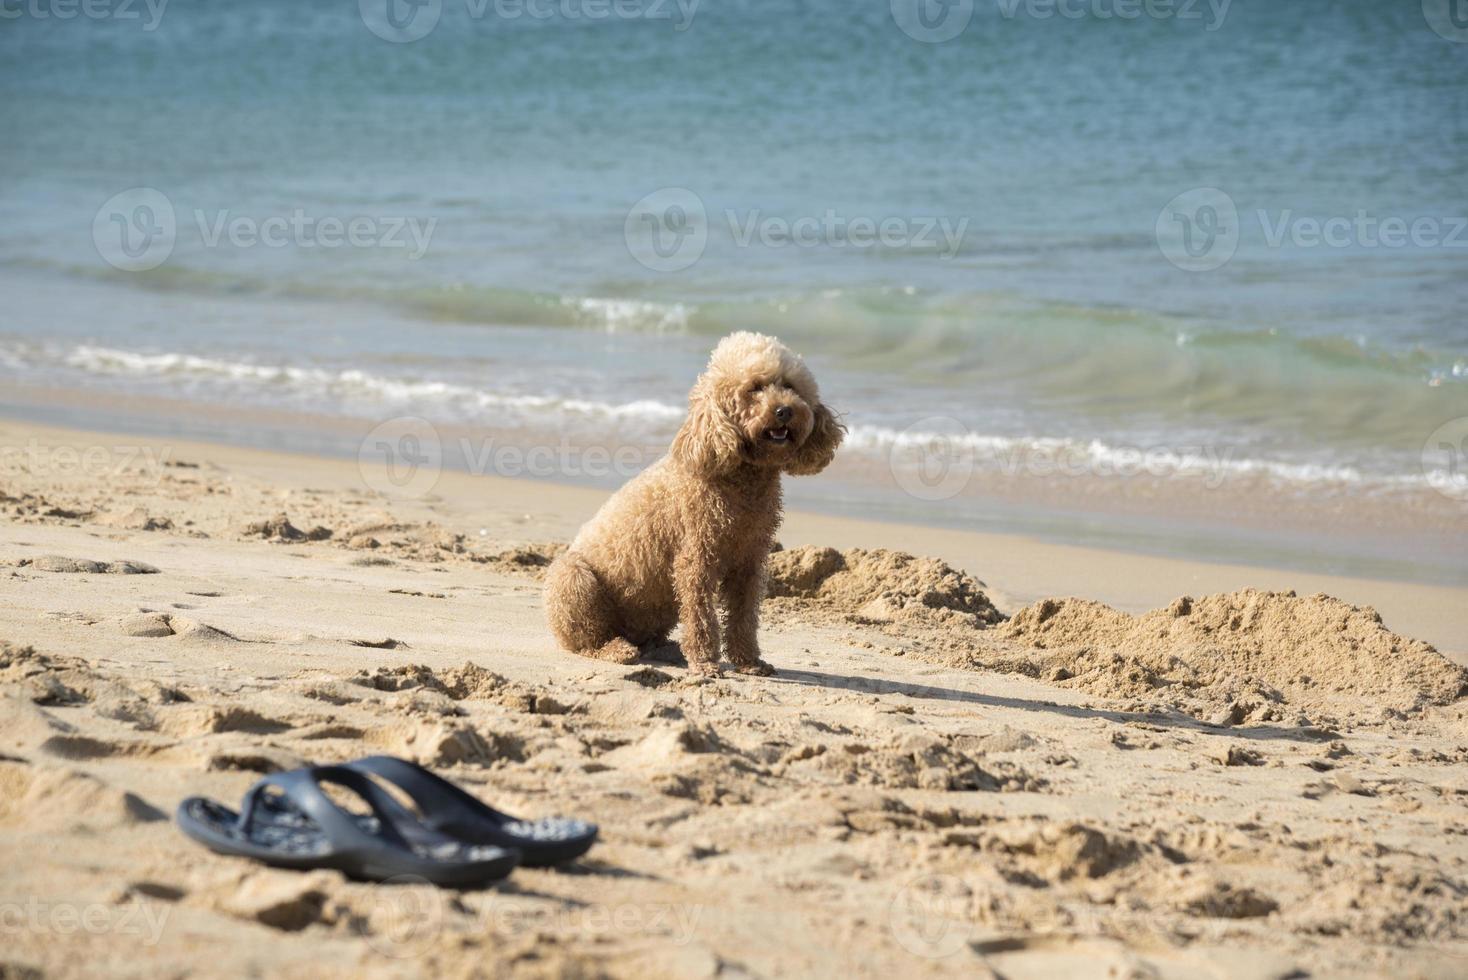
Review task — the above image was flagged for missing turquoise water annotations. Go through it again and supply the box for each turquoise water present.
[2,0,1467,562]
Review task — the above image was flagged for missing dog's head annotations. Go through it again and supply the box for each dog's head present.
[671,332,844,477]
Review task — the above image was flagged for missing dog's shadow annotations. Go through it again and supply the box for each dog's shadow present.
[770,667,1340,745]
[638,639,688,668]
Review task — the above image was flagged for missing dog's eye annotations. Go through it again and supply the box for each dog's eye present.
[748,383,765,394]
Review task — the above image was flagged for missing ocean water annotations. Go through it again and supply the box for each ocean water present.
[2,0,1466,577]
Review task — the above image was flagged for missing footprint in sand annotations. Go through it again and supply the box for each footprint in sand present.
[202,746,309,774]
[156,704,292,737]
[38,611,101,626]
[24,555,159,574]
[349,638,408,650]
[119,612,240,642]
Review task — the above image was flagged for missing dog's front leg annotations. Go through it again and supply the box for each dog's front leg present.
[674,546,722,676]
[721,561,774,676]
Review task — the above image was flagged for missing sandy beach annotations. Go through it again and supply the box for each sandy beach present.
[1,417,1465,979]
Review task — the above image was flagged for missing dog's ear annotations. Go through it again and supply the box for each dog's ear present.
[671,379,744,476]
[784,402,844,475]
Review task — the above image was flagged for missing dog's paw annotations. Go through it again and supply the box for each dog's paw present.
[732,659,775,677]
[688,661,724,679]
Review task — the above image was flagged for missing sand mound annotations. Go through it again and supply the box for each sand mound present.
[342,520,459,558]
[364,719,526,768]
[766,546,1003,627]
[996,589,1467,719]
[340,518,564,573]
[97,507,174,531]
[478,542,565,572]
[0,642,138,711]
[0,762,165,830]
[984,820,1150,882]
[780,731,1043,792]
[242,513,333,542]
[352,662,574,716]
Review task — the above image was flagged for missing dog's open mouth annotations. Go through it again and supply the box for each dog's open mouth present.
[764,427,791,444]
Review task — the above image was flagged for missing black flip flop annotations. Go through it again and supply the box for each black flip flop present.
[176,765,521,886]
[342,755,598,867]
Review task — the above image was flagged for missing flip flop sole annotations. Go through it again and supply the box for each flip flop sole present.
[176,779,521,887]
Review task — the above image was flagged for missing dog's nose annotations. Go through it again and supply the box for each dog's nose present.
[774,406,792,424]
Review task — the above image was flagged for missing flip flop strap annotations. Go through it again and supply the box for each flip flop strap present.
[348,755,510,829]
[235,766,417,849]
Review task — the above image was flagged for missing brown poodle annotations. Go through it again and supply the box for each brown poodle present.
[544,332,844,676]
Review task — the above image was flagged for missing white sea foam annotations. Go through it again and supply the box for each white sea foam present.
[12,341,1444,493]
[560,297,693,333]
[52,344,687,425]
[848,422,1436,491]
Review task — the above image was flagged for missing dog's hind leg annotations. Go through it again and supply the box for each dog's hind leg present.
[544,551,640,664]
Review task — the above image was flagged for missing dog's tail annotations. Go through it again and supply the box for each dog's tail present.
[544,551,639,664]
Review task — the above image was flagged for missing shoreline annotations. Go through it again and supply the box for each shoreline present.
[3,280,1465,589]
[3,414,1463,660]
